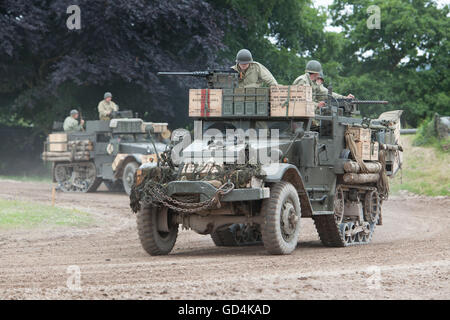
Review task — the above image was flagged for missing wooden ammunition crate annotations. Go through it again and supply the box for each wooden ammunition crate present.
[189,89,222,117]
[270,85,314,117]
[48,143,68,152]
[347,127,371,142]
[48,134,68,152]
[355,141,371,161]
[49,133,67,143]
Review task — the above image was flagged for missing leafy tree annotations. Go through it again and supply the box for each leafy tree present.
[329,0,450,126]
[0,0,235,130]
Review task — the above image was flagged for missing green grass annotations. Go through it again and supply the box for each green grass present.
[390,136,450,197]
[0,199,94,229]
[0,175,52,183]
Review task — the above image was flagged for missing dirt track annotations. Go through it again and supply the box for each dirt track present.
[0,180,449,299]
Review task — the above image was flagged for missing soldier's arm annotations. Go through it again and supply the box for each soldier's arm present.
[258,64,278,86]
[332,92,346,99]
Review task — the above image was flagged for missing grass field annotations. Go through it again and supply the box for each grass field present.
[0,199,94,229]
[390,135,450,196]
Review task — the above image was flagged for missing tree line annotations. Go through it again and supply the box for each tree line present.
[0,0,448,133]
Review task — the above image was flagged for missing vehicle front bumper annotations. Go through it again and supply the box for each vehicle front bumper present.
[166,181,270,202]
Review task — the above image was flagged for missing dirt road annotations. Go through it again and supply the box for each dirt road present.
[0,180,448,299]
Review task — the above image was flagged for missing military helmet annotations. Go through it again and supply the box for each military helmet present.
[104,92,112,99]
[236,49,253,64]
[319,71,324,80]
[305,60,322,74]
[70,109,79,115]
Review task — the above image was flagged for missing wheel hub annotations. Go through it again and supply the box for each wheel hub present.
[281,202,297,236]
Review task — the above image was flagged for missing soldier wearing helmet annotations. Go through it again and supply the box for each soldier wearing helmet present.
[63,109,84,132]
[293,60,325,108]
[98,92,119,120]
[231,49,278,88]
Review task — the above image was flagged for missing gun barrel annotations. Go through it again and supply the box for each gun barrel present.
[157,71,210,77]
[353,100,389,104]
[337,99,389,105]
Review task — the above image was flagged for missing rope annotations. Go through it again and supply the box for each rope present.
[377,149,389,200]
[345,131,369,173]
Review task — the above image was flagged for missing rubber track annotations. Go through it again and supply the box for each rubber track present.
[313,214,377,247]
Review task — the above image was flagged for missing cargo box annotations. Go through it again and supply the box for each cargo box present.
[270,85,314,117]
[48,143,68,152]
[347,127,371,142]
[48,133,67,143]
[354,141,371,161]
[189,89,222,117]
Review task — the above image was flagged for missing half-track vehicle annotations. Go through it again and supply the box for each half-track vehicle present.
[42,111,171,195]
[130,71,403,255]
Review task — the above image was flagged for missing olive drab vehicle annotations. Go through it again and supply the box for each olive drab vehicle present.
[130,71,403,255]
[42,111,171,195]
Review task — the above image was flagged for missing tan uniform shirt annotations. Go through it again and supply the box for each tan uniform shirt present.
[63,116,83,132]
[231,62,278,88]
[98,100,119,120]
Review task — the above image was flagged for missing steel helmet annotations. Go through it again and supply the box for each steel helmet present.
[236,49,253,64]
[305,60,322,74]
[70,109,79,115]
[104,92,112,99]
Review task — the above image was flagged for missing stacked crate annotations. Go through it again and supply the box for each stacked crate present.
[270,85,314,117]
[347,127,375,161]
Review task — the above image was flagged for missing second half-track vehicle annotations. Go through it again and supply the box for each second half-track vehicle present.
[130,71,403,255]
[42,111,171,195]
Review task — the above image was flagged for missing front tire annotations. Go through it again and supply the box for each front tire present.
[137,206,178,256]
[261,181,301,255]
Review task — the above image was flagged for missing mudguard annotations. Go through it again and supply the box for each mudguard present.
[261,163,313,217]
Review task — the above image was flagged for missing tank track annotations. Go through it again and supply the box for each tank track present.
[313,215,377,247]
[211,224,262,247]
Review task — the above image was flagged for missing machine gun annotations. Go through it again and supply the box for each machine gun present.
[158,70,239,89]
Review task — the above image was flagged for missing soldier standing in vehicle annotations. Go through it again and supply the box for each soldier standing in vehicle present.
[231,49,278,88]
[98,92,119,120]
[293,60,326,108]
[316,71,355,101]
[63,109,84,132]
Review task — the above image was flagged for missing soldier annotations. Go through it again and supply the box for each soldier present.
[63,109,84,132]
[98,92,119,120]
[316,71,355,101]
[231,49,278,88]
[292,60,325,108]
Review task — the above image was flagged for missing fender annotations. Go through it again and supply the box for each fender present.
[112,154,143,178]
[261,163,313,217]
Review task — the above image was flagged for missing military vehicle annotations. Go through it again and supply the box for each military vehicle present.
[42,111,171,195]
[130,71,403,255]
